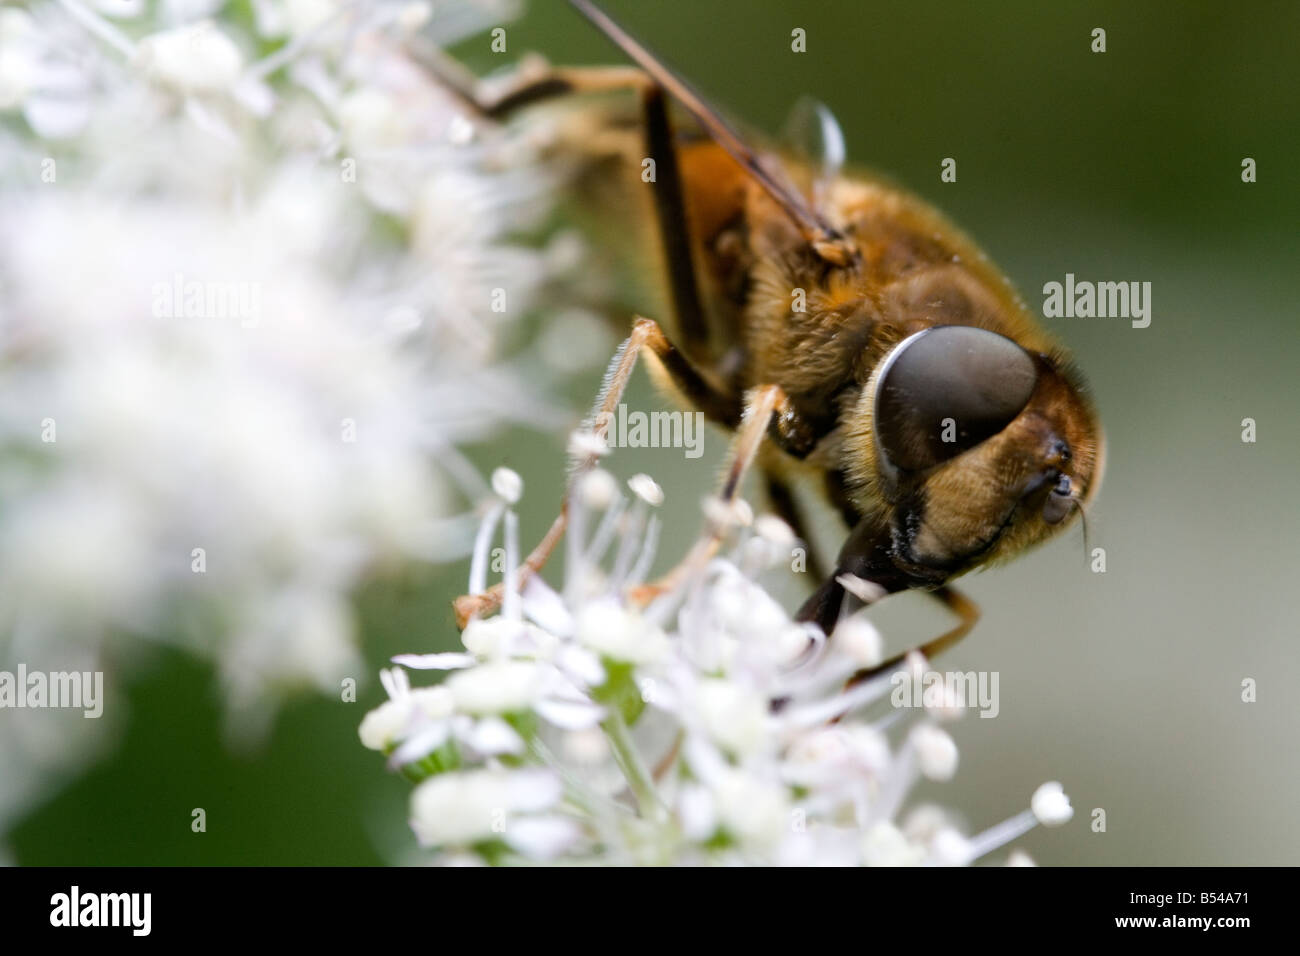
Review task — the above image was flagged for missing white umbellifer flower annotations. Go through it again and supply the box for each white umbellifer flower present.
[562,727,609,765]
[861,822,925,867]
[338,87,413,155]
[694,679,768,758]
[284,0,338,38]
[0,9,38,109]
[409,767,562,847]
[0,0,573,833]
[135,21,243,94]
[396,2,434,35]
[711,768,790,848]
[358,673,455,752]
[445,661,543,715]
[576,598,670,665]
[367,462,1078,865]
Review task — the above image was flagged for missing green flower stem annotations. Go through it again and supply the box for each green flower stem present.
[602,710,663,820]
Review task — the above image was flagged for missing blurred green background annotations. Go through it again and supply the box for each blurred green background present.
[11,0,1299,865]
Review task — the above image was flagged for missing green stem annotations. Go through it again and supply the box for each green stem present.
[602,711,662,820]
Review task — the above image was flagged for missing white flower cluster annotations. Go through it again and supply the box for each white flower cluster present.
[0,0,581,826]
[363,461,1076,865]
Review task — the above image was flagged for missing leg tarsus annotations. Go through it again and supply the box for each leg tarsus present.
[405,39,647,118]
[453,317,661,629]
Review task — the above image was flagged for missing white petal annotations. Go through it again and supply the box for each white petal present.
[555,644,604,687]
[522,574,574,634]
[358,697,413,751]
[387,720,451,768]
[535,695,606,730]
[576,598,669,665]
[393,652,477,670]
[504,816,583,860]
[694,678,769,757]
[561,728,609,764]
[929,827,975,866]
[23,92,91,140]
[861,822,924,867]
[446,660,542,715]
[462,716,525,756]
[379,666,410,700]
[505,768,564,812]
[836,613,883,668]
[135,22,244,94]
[677,783,717,841]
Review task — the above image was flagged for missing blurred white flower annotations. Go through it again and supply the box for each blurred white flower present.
[134,21,244,94]
[0,0,579,831]
[365,462,1080,865]
[408,767,563,850]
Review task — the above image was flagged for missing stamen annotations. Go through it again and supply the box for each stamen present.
[964,809,1038,863]
[502,509,520,621]
[626,514,661,586]
[468,500,505,598]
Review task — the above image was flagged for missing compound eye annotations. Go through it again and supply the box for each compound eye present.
[874,326,1039,473]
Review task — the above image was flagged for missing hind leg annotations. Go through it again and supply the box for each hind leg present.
[405,45,713,356]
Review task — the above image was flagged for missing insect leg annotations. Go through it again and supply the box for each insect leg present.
[405,36,650,118]
[452,315,743,627]
[407,41,713,356]
[640,84,710,354]
[453,316,656,628]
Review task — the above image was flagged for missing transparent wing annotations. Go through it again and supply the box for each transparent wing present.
[781,97,847,213]
[567,0,839,247]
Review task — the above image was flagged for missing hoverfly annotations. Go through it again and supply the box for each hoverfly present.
[432,0,1103,674]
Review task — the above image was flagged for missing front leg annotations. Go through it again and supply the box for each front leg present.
[453,316,744,627]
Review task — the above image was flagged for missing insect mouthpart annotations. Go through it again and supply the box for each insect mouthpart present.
[1043,474,1074,525]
